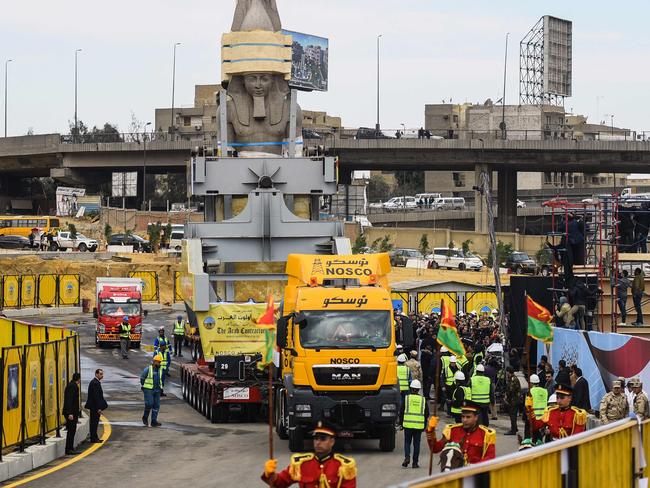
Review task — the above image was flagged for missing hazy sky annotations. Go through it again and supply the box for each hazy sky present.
[2,0,649,136]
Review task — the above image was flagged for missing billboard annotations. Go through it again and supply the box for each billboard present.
[282,29,329,92]
[542,16,572,97]
[112,172,138,197]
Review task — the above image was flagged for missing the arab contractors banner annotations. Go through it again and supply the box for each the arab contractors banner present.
[539,328,650,408]
[196,303,275,360]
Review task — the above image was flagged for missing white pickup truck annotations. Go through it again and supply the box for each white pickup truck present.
[52,231,98,252]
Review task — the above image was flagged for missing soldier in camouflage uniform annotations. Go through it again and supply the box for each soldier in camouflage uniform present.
[631,377,650,422]
[599,380,629,423]
[504,366,521,435]
[405,350,422,383]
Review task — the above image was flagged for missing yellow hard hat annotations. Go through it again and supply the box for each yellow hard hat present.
[153,354,163,362]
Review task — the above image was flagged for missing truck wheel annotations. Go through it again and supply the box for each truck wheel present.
[181,371,188,400]
[458,263,466,271]
[205,386,213,418]
[78,243,88,252]
[379,425,396,452]
[275,392,289,439]
[288,425,304,452]
[50,242,59,251]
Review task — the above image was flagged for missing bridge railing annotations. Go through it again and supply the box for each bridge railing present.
[57,128,650,146]
[390,418,648,488]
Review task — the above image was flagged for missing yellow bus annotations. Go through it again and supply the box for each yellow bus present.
[0,216,61,237]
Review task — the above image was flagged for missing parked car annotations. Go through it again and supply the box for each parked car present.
[536,248,555,276]
[169,228,184,251]
[52,231,98,252]
[505,251,536,274]
[0,235,32,249]
[384,196,418,211]
[427,248,483,271]
[108,233,152,252]
[355,127,393,139]
[432,197,466,211]
[390,248,423,267]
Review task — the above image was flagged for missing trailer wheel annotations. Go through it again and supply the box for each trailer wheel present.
[288,425,304,452]
[204,386,212,418]
[190,377,197,409]
[181,371,188,400]
[191,342,198,362]
[379,425,396,452]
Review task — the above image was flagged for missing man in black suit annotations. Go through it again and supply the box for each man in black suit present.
[555,360,570,387]
[572,367,591,411]
[63,372,81,455]
[85,369,108,443]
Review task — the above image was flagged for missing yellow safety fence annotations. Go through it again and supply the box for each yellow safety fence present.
[128,271,159,303]
[1,318,79,458]
[0,274,80,310]
[392,418,649,488]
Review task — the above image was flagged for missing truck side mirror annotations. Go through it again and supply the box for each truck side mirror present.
[277,316,289,349]
[401,315,414,348]
[92,307,98,319]
[293,312,307,326]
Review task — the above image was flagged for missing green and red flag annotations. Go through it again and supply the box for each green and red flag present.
[527,295,554,343]
[436,299,466,357]
[256,295,277,369]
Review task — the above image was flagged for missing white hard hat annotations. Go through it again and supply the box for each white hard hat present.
[396,344,404,350]
[491,309,499,315]
[440,346,449,353]
[458,311,465,316]
[454,371,466,381]
[410,379,422,390]
[397,354,407,363]
[470,310,477,316]
[530,374,540,384]
[548,394,557,404]
[449,355,457,363]
[476,364,485,372]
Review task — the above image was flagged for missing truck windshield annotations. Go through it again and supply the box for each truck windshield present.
[299,310,391,349]
[101,303,141,317]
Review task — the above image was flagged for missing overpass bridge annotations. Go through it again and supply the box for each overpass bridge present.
[1,132,650,232]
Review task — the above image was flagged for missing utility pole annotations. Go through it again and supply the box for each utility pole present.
[500,33,509,140]
[74,49,82,137]
[142,122,152,210]
[376,34,382,135]
[170,42,181,134]
[4,59,12,138]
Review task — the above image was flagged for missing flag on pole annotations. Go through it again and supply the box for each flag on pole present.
[526,295,554,343]
[256,295,277,369]
[436,299,466,357]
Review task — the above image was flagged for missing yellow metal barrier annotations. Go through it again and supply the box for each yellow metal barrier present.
[174,271,182,302]
[129,271,159,303]
[394,419,648,488]
[3,275,20,309]
[37,274,57,307]
[58,274,80,306]
[21,275,36,308]
[0,318,79,457]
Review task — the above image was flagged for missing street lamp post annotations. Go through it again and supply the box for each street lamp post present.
[4,59,12,138]
[142,121,152,210]
[170,42,181,135]
[74,49,82,138]
[500,33,509,140]
[376,34,382,135]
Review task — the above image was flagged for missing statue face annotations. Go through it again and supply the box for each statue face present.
[244,73,273,97]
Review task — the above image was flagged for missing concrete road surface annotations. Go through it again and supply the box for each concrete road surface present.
[5,311,521,487]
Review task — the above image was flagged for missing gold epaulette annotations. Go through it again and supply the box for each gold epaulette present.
[442,423,462,440]
[542,405,558,422]
[479,425,497,446]
[289,453,314,481]
[571,407,588,426]
[334,453,357,480]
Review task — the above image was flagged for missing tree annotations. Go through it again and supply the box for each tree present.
[393,171,424,196]
[371,235,393,253]
[487,240,514,267]
[448,240,455,251]
[68,119,123,143]
[104,223,112,243]
[352,233,367,254]
[147,221,163,253]
[162,223,173,249]
[462,239,473,255]
[367,174,391,202]
[419,234,430,257]
[67,223,78,240]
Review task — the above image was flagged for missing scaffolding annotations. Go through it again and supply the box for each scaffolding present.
[542,194,650,333]
[541,199,606,332]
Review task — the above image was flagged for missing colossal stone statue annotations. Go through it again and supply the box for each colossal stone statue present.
[232,0,281,31]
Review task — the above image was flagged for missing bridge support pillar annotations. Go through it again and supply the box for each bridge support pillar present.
[474,163,490,234]
[497,169,517,233]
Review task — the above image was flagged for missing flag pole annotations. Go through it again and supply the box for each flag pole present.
[429,341,441,476]
[268,361,274,460]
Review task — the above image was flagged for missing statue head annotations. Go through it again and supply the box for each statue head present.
[244,73,274,99]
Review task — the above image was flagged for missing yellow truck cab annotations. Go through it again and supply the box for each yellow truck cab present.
[275,254,413,452]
